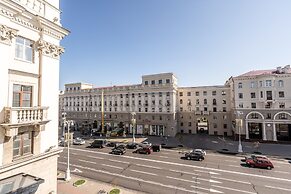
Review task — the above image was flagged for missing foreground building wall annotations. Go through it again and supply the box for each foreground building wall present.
[0,0,68,193]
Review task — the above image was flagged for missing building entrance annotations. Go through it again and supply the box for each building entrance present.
[248,123,262,139]
[276,124,291,141]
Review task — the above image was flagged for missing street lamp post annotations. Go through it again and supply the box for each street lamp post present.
[131,112,136,143]
[63,113,73,181]
[236,111,243,153]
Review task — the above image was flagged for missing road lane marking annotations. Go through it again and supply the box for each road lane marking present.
[211,176,251,185]
[136,164,162,170]
[190,185,224,193]
[130,169,157,176]
[193,169,220,175]
[166,176,200,184]
[59,163,208,194]
[69,148,291,183]
[227,164,241,168]
[193,177,222,184]
[169,169,199,176]
[102,164,123,169]
[159,156,169,158]
[273,171,290,174]
[79,159,97,164]
[87,155,104,160]
[265,185,291,192]
[225,160,237,163]
[212,185,257,194]
[108,159,130,164]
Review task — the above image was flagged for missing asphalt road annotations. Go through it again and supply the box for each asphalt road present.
[58,142,291,194]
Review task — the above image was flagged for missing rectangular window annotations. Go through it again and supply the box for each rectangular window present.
[13,132,32,158]
[266,91,272,100]
[188,122,191,127]
[159,80,162,84]
[195,91,199,96]
[223,107,226,112]
[13,84,32,107]
[145,81,148,85]
[15,37,34,62]
[222,91,226,95]
[212,91,216,96]
[151,80,155,85]
[166,79,170,84]
[213,107,217,112]
[238,93,243,99]
[251,92,256,98]
[251,103,256,108]
[279,91,285,98]
[223,124,227,129]
[159,92,162,97]
[238,83,242,88]
[278,80,284,87]
[179,92,183,97]
[187,92,191,96]
[266,80,272,87]
[203,91,207,96]
[279,102,285,108]
[250,81,255,88]
[239,103,243,108]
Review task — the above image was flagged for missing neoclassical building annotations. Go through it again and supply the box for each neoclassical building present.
[0,0,68,193]
[60,65,291,142]
[226,65,291,141]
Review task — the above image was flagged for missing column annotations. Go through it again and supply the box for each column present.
[245,120,249,139]
[273,123,277,141]
[262,122,267,141]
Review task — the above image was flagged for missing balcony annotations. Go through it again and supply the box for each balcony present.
[1,107,50,136]
[195,111,202,115]
[203,111,210,115]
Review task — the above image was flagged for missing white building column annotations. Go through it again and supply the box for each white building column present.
[273,123,277,141]
[262,122,267,141]
[245,120,249,139]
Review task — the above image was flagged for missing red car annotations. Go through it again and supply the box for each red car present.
[133,147,152,155]
[246,158,274,170]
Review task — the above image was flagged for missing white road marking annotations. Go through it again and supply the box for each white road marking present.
[193,169,220,175]
[190,185,224,193]
[58,161,66,165]
[212,141,219,143]
[108,159,130,164]
[87,155,104,160]
[102,164,123,169]
[69,148,291,183]
[130,169,157,176]
[225,160,237,163]
[167,176,200,184]
[78,159,97,164]
[136,164,162,170]
[227,164,241,168]
[212,185,257,194]
[159,156,169,158]
[193,177,222,184]
[265,185,291,192]
[72,168,82,173]
[169,169,200,176]
[211,176,251,185]
[274,171,290,174]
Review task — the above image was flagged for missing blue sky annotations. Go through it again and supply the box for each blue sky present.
[59,0,291,89]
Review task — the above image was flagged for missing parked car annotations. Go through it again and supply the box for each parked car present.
[151,144,161,152]
[133,147,152,155]
[246,158,274,170]
[106,141,118,147]
[140,141,152,147]
[126,142,138,149]
[193,149,206,156]
[115,144,126,150]
[110,148,126,155]
[184,152,205,161]
[245,154,268,161]
[73,137,85,145]
[90,139,107,148]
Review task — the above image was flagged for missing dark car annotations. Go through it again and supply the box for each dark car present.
[184,152,204,161]
[110,148,126,155]
[126,142,138,149]
[106,142,118,147]
[133,147,152,155]
[151,144,161,152]
[246,158,274,170]
[115,144,126,150]
[90,139,107,148]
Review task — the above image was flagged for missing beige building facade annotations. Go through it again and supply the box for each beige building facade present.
[61,66,291,142]
[0,0,68,193]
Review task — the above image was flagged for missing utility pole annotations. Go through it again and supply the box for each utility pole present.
[101,90,104,135]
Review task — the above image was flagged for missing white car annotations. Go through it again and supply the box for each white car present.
[193,149,206,156]
[140,141,152,147]
[73,137,85,145]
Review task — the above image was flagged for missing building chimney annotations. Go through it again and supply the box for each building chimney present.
[276,66,282,74]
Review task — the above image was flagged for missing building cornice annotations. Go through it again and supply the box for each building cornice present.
[0,0,69,40]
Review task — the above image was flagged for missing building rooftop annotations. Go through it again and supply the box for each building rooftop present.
[236,65,291,78]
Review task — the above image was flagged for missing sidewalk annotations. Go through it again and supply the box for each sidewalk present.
[57,171,145,194]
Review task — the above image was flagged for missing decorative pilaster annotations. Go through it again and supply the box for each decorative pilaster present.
[245,120,249,139]
[262,122,267,141]
[273,123,277,141]
[0,24,17,45]
[37,39,64,58]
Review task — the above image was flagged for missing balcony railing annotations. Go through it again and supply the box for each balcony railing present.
[4,107,49,125]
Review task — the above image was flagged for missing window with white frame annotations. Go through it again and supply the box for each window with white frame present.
[15,37,34,62]
[238,82,243,88]
[278,80,284,87]
[265,80,272,87]
[250,81,255,88]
